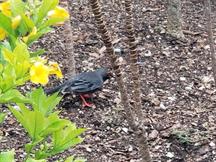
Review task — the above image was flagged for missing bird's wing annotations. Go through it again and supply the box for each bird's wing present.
[65,78,103,93]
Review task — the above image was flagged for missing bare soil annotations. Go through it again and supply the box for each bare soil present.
[1,0,216,161]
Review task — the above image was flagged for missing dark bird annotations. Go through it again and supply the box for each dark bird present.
[45,68,111,107]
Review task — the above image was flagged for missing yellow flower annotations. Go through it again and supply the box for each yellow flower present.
[23,27,37,43]
[47,6,69,25]
[0,0,11,16]
[48,61,63,79]
[12,15,21,29]
[0,28,6,40]
[30,62,49,85]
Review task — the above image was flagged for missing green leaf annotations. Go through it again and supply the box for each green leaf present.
[28,88,61,115]
[0,113,6,124]
[40,114,70,137]
[0,13,14,37]
[10,0,25,15]
[13,41,30,61]
[64,156,75,162]
[9,104,45,140]
[30,49,45,57]
[18,14,35,36]
[25,138,43,153]
[38,17,66,30]
[73,158,87,162]
[26,158,46,162]
[64,156,86,162]
[36,0,59,25]
[0,150,15,162]
[51,124,86,155]
[25,27,52,45]
[35,122,85,159]
[0,89,30,103]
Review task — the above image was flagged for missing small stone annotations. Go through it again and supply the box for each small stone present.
[202,76,212,83]
[88,62,94,67]
[204,45,210,49]
[144,50,152,57]
[13,105,20,111]
[122,127,129,133]
[185,86,192,91]
[155,145,161,150]
[148,130,159,140]
[160,28,166,34]
[114,98,121,104]
[209,142,215,148]
[207,66,212,70]
[78,111,84,114]
[114,48,122,54]
[166,152,174,158]
[95,136,101,142]
[180,77,186,81]
[160,102,166,110]
[168,96,176,102]
[86,147,92,152]
[128,145,133,152]
[151,98,160,106]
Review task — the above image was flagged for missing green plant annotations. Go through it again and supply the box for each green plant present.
[0,150,15,162]
[171,130,193,145]
[63,156,87,162]
[0,113,6,124]
[0,1,86,161]
[0,41,62,103]
[8,88,85,161]
[0,0,69,47]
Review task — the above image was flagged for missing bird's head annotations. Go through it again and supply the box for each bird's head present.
[96,68,112,81]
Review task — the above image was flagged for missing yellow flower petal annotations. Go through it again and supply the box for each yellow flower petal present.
[12,15,21,29]
[47,6,69,25]
[48,61,63,79]
[0,1,11,16]
[30,62,49,85]
[0,28,7,40]
[23,27,37,43]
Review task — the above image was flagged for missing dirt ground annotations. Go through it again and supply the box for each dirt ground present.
[1,0,216,161]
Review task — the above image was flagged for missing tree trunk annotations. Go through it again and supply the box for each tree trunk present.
[124,0,145,123]
[61,0,76,76]
[89,0,152,161]
[205,0,216,83]
[167,0,184,39]
[124,0,152,161]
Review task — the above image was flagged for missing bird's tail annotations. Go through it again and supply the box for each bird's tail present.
[45,84,65,95]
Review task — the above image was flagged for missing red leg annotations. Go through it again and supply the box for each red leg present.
[82,94,92,98]
[80,95,94,107]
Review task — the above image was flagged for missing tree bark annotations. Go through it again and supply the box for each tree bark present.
[167,0,184,39]
[61,0,76,76]
[124,1,151,161]
[124,0,145,123]
[205,0,216,83]
[89,0,152,161]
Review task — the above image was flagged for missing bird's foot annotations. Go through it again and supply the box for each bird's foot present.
[80,95,95,108]
[82,102,95,108]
